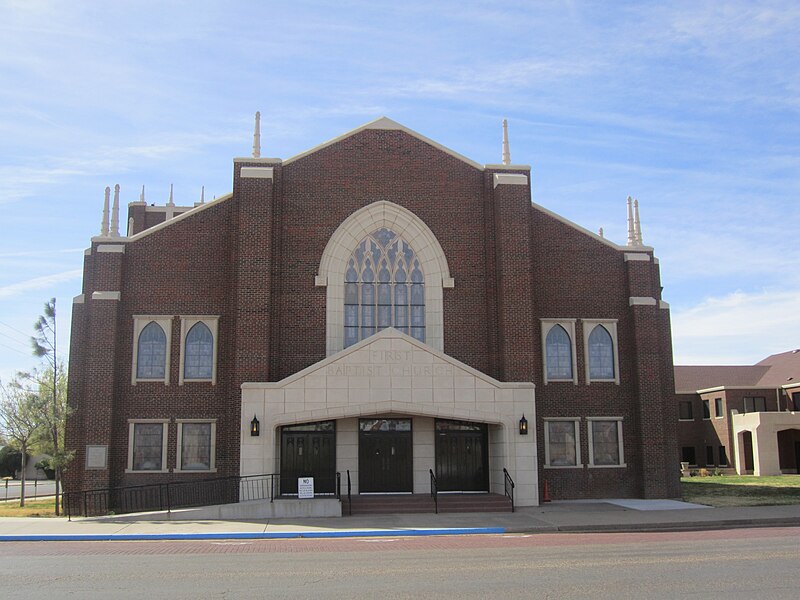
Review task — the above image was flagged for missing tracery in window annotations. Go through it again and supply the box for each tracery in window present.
[184,322,213,380]
[545,325,573,380]
[137,322,167,379]
[344,228,424,347]
[588,325,614,380]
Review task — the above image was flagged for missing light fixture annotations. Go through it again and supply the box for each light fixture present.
[519,414,528,435]
[250,415,260,436]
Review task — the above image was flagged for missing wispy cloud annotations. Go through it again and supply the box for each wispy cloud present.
[0,269,82,300]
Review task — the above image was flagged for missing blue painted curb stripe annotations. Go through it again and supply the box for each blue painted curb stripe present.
[0,527,505,542]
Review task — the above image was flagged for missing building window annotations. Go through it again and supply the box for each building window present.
[544,419,581,467]
[706,445,714,467]
[719,446,728,466]
[344,228,424,347]
[681,446,696,466]
[127,420,168,472]
[176,420,216,472]
[587,418,625,467]
[179,317,219,385]
[715,397,723,418]
[743,396,766,413]
[679,401,693,421]
[541,320,577,384]
[131,317,172,385]
[793,392,800,412]
[583,320,619,384]
[702,399,711,419]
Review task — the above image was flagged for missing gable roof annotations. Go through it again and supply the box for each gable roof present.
[675,349,800,392]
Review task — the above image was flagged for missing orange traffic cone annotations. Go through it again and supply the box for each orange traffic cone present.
[542,479,551,503]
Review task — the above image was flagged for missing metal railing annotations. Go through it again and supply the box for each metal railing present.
[503,468,515,512]
[429,469,439,514]
[64,472,343,520]
[346,469,352,516]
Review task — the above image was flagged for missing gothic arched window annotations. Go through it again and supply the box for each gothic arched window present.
[344,228,425,347]
[184,322,213,380]
[588,325,615,380]
[136,321,167,379]
[546,324,573,380]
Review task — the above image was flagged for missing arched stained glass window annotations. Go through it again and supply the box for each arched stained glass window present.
[588,325,614,379]
[344,228,425,347]
[546,325,572,380]
[184,322,213,379]
[137,321,167,379]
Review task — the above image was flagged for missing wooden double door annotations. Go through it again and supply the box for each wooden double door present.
[280,421,336,495]
[435,419,489,492]
[359,419,413,493]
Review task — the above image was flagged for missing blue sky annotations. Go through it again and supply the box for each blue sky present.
[1,0,798,381]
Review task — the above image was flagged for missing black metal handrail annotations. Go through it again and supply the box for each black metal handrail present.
[336,471,341,501]
[503,468,515,513]
[429,468,438,514]
[346,469,352,516]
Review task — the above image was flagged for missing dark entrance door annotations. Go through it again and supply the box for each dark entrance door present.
[795,442,800,474]
[359,419,413,493]
[280,421,336,495]
[435,419,489,492]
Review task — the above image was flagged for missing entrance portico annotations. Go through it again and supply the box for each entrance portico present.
[240,329,538,506]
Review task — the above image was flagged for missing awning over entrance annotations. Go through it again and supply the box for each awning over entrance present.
[240,328,538,506]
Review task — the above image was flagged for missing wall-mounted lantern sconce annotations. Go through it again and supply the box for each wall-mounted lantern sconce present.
[519,414,528,435]
[250,415,260,437]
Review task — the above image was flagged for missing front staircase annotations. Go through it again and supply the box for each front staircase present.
[344,493,512,515]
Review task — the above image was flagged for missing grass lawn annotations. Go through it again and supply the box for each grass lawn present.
[0,498,58,518]
[682,475,800,507]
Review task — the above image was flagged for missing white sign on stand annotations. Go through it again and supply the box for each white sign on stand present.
[298,477,314,499]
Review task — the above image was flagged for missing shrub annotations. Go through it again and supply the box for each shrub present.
[0,447,23,478]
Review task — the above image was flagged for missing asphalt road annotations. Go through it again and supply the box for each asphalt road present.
[2,526,798,599]
[1,480,55,501]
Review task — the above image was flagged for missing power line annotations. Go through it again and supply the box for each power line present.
[0,319,31,342]
[0,339,30,357]
[0,330,30,350]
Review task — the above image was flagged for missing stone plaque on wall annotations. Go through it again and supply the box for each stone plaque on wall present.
[85,445,108,470]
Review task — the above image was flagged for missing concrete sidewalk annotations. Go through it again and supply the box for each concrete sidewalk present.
[2,500,800,541]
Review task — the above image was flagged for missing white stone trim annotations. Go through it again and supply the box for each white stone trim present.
[175,419,217,473]
[582,320,620,385]
[85,444,108,470]
[73,294,85,304]
[118,193,233,243]
[540,319,578,385]
[131,316,173,385]
[178,316,220,385]
[492,173,529,188]
[629,296,657,306]
[97,244,126,253]
[623,253,651,262]
[240,166,274,179]
[282,116,483,170]
[484,164,532,170]
[126,419,169,473]
[317,201,452,356]
[543,418,582,468]
[84,248,92,256]
[587,417,626,468]
[91,291,121,301]
[659,300,670,309]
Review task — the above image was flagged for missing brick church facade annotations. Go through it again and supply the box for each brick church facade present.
[65,116,680,508]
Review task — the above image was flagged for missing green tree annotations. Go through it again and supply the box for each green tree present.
[28,298,72,515]
[0,378,45,507]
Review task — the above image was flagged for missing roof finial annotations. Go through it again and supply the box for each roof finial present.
[200,185,205,204]
[502,118,511,165]
[626,196,635,246]
[252,111,261,158]
[633,198,643,246]
[100,186,110,236]
[598,227,604,238]
[139,185,146,204]
[167,184,175,207]
[110,184,120,237]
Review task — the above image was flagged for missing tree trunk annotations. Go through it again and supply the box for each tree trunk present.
[19,445,27,508]
[54,467,61,516]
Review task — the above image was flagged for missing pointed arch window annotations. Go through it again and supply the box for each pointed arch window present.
[588,325,615,380]
[136,322,167,380]
[184,322,213,380]
[546,325,573,380]
[344,228,424,347]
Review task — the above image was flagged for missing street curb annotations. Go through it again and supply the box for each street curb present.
[0,527,506,542]
[505,518,800,534]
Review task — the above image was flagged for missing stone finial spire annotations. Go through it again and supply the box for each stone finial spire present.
[633,198,643,246]
[252,111,261,158]
[626,196,635,246]
[110,184,120,237]
[200,185,205,204]
[598,227,604,238]
[139,185,146,204]
[502,118,511,165]
[167,184,175,207]
[100,186,110,236]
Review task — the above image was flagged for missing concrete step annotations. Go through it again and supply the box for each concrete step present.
[343,493,512,515]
